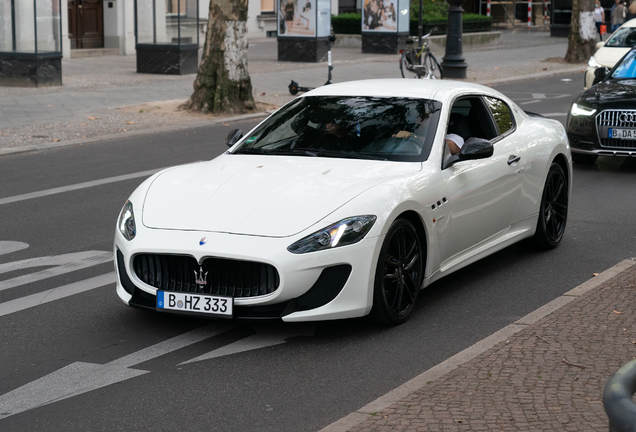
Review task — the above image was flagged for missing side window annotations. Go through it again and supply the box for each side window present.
[484,97,514,136]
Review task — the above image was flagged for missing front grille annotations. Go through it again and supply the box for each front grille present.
[596,109,636,149]
[133,254,280,298]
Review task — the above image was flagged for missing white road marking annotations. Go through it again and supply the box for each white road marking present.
[0,241,28,256]
[109,322,238,368]
[542,112,568,117]
[531,93,546,99]
[0,322,237,420]
[0,272,116,317]
[0,168,162,206]
[0,251,113,292]
[520,100,541,105]
[180,323,316,365]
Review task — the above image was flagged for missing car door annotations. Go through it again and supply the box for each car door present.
[439,96,526,267]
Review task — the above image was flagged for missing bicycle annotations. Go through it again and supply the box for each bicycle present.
[399,29,443,79]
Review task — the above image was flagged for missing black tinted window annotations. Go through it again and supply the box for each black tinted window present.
[234,96,442,162]
[484,97,514,136]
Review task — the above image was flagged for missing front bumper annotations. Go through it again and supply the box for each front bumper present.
[114,227,383,322]
[568,108,636,157]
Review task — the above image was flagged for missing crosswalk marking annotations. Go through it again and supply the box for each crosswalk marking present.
[0,251,113,292]
[0,272,116,317]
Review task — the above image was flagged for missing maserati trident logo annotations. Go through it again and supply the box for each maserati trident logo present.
[194,266,208,288]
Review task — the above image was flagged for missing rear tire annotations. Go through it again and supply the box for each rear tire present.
[572,153,598,164]
[400,52,417,79]
[530,162,569,249]
[369,218,424,325]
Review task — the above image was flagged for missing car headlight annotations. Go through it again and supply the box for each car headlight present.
[570,103,596,117]
[588,55,601,68]
[287,215,377,254]
[118,200,136,241]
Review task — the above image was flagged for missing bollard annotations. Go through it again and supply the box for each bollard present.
[528,0,532,28]
[603,359,636,432]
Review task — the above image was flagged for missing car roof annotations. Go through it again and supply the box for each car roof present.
[302,79,502,101]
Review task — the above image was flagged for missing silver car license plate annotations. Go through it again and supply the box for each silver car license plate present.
[157,291,233,317]
[608,128,636,140]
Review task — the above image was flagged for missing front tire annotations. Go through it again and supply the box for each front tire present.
[424,54,443,79]
[530,162,569,249]
[370,218,424,325]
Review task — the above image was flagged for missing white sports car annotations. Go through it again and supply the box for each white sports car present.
[114,79,572,325]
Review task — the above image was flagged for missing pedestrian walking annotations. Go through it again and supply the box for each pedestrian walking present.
[611,0,627,32]
[595,0,606,38]
[629,0,636,20]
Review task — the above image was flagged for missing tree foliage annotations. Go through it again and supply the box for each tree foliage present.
[183,0,256,114]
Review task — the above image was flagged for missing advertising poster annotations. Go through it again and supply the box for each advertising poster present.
[279,0,316,37]
[362,0,398,32]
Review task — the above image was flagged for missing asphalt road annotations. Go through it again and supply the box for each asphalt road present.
[1,73,635,432]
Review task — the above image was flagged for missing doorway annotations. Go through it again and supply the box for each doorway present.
[68,0,104,49]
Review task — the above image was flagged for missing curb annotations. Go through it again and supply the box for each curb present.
[475,65,586,86]
[0,66,585,158]
[317,258,636,432]
[0,111,271,158]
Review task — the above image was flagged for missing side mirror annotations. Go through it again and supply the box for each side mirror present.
[225,129,243,147]
[594,67,610,78]
[459,138,494,160]
[595,41,605,51]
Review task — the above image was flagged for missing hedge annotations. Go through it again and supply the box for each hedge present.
[331,13,492,35]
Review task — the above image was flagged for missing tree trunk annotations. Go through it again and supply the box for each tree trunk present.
[564,0,596,63]
[183,0,256,114]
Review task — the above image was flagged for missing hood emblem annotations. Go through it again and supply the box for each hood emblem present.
[194,266,208,288]
[199,237,207,245]
[620,113,636,123]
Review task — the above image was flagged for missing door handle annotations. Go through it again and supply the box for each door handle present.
[507,155,521,165]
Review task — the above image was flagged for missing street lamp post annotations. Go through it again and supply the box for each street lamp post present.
[441,0,467,79]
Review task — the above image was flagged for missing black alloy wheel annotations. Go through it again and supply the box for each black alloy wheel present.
[370,218,424,325]
[531,162,568,249]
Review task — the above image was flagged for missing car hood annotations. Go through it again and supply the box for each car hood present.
[579,78,636,107]
[142,155,420,237]
[595,46,630,68]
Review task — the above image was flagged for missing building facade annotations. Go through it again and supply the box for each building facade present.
[54,0,338,57]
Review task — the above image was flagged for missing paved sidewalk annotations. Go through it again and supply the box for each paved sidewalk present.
[321,259,636,432]
[0,28,586,154]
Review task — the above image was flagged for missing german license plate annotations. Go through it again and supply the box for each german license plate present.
[156,291,233,318]
[608,128,636,140]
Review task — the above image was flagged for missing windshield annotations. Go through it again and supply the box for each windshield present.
[605,27,636,48]
[233,96,442,162]
[612,49,636,79]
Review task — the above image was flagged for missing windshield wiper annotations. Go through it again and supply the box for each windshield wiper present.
[312,149,387,161]
[233,147,386,160]
[269,148,319,157]
[232,148,268,155]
